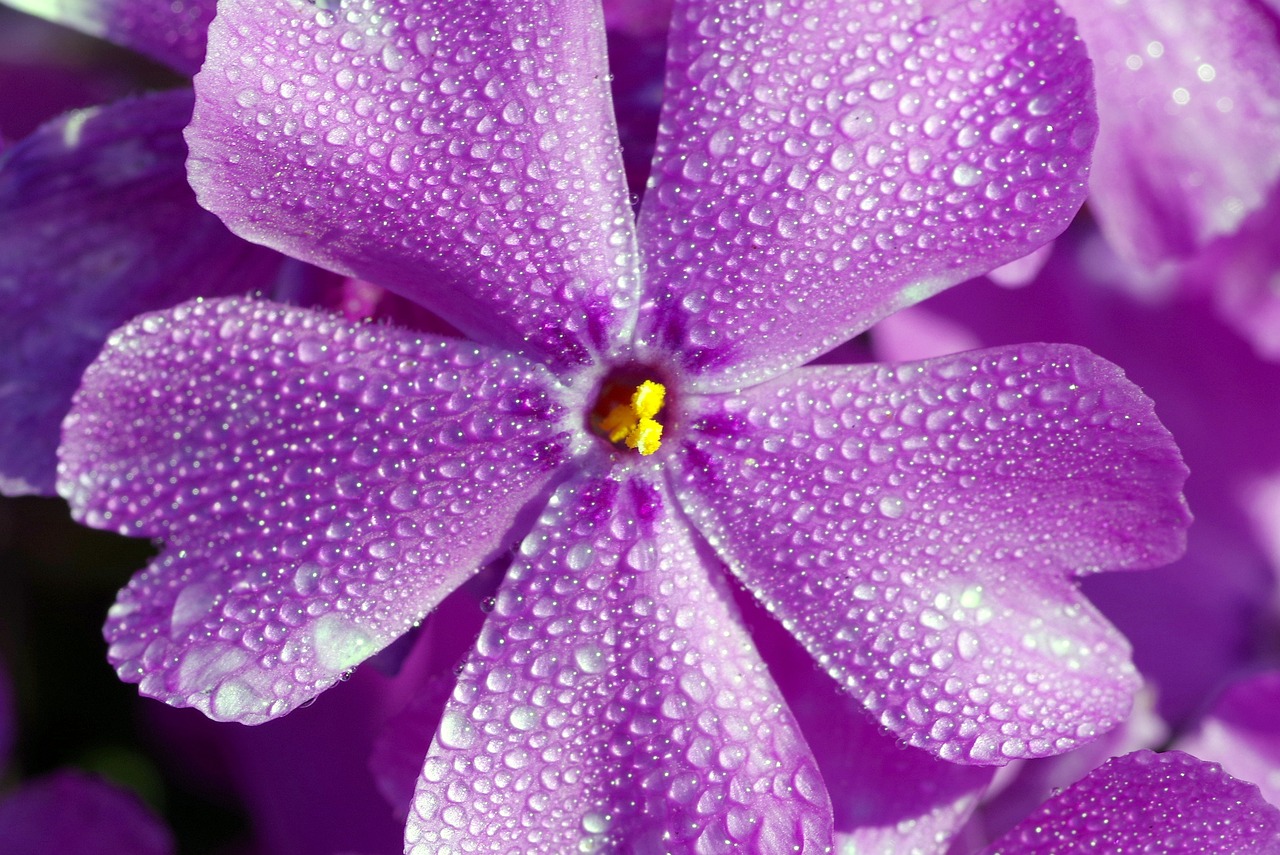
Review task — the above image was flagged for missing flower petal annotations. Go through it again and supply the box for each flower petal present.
[741,589,994,852]
[0,771,175,855]
[0,0,213,74]
[1060,0,1280,267]
[405,473,833,853]
[982,750,1280,853]
[673,345,1190,762]
[59,297,573,724]
[635,0,1095,389]
[1180,186,1280,361]
[883,225,1280,727]
[188,0,638,370]
[1179,671,1280,809]
[369,569,500,819]
[0,91,283,497]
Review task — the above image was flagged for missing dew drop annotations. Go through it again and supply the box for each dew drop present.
[437,709,478,749]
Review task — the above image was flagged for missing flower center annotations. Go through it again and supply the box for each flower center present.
[590,375,667,456]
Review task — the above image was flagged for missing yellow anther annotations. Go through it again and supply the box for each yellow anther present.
[591,378,668,455]
[631,380,665,421]
[625,418,664,456]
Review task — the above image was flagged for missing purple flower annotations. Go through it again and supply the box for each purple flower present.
[59,0,1191,848]
[0,771,176,855]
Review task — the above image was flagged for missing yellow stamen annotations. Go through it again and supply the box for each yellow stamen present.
[625,418,664,455]
[631,380,665,421]
[592,378,668,455]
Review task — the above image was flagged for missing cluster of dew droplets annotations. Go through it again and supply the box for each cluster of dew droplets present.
[674,344,1185,762]
[64,298,572,724]
[203,0,637,365]
[994,751,1280,853]
[639,0,1094,381]
[406,476,830,853]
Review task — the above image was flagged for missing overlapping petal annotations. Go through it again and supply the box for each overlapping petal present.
[187,0,639,370]
[0,0,213,74]
[405,473,832,853]
[744,593,993,852]
[0,91,283,496]
[673,345,1190,762]
[1059,0,1280,267]
[1180,186,1280,361]
[1179,671,1280,808]
[983,750,1280,853]
[58,297,573,724]
[635,0,1095,389]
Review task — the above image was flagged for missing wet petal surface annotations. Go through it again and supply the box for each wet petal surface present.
[188,0,638,369]
[406,473,832,854]
[59,297,572,723]
[636,0,1095,389]
[674,345,1190,762]
[983,750,1280,854]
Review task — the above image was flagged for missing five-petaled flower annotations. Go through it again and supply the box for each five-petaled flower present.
[58,0,1191,850]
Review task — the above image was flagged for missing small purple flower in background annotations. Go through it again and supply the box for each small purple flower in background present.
[0,771,177,855]
[55,0,1195,850]
[0,658,176,855]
